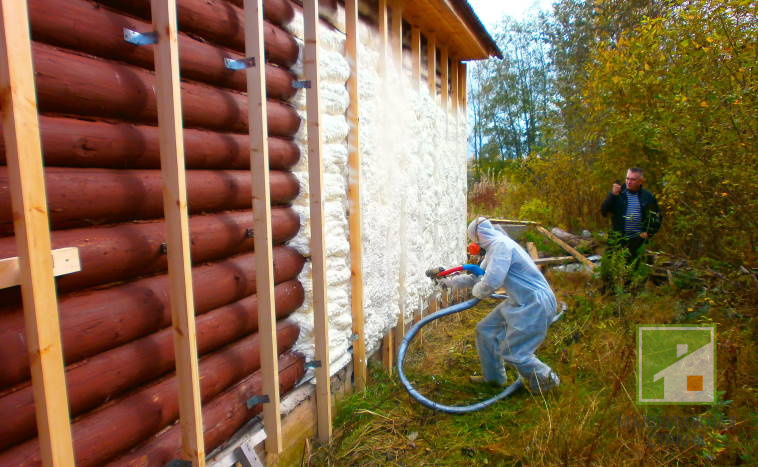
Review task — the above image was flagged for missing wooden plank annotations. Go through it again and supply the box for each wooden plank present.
[536,225,596,269]
[490,218,541,225]
[426,32,436,98]
[378,0,388,75]
[440,45,449,112]
[451,58,459,120]
[459,62,467,112]
[243,0,282,454]
[0,247,80,289]
[534,256,576,265]
[303,0,332,443]
[0,1,75,464]
[526,241,543,272]
[382,332,393,374]
[411,26,421,89]
[345,0,366,393]
[149,0,205,464]
[390,0,402,69]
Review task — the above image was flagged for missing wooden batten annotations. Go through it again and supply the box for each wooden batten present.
[345,0,366,392]
[458,62,467,112]
[440,45,449,112]
[303,0,332,443]
[0,1,75,464]
[411,26,421,89]
[243,0,283,455]
[390,0,403,69]
[149,0,205,464]
[426,32,437,98]
[451,58,459,121]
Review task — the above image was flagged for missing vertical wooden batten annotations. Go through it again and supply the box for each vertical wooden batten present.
[345,0,366,392]
[243,0,282,455]
[440,45,449,113]
[390,0,403,69]
[150,0,205,464]
[459,62,467,112]
[451,58,459,122]
[303,0,332,443]
[0,1,75,465]
[426,32,436,99]
[411,26,421,90]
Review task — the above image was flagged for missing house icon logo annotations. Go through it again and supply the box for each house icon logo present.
[637,326,716,404]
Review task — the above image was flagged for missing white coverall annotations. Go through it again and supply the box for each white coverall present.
[444,217,560,393]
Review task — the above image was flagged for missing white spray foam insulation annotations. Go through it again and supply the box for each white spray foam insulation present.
[285,8,467,378]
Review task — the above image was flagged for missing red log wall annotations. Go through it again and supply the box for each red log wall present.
[0,0,307,462]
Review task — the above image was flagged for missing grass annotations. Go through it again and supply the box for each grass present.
[302,268,757,466]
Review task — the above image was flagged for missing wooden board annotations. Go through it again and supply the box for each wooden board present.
[536,225,595,269]
[0,247,80,289]
[426,32,436,98]
[0,0,75,464]
[150,0,205,463]
[243,0,282,455]
[411,26,421,89]
[303,0,332,443]
[526,241,542,271]
[440,45,449,112]
[345,0,366,392]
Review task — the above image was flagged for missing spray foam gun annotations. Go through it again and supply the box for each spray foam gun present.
[425,264,485,287]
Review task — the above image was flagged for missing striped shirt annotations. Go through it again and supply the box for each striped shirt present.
[624,191,643,236]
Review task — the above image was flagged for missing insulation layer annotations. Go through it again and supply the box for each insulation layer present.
[96,0,298,63]
[0,116,300,170]
[0,322,300,467]
[0,208,300,292]
[31,42,301,135]
[108,352,305,466]
[0,280,304,451]
[0,247,306,389]
[29,0,297,96]
[0,167,299,232]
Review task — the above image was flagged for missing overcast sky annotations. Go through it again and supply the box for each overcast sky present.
[468,0,554,33]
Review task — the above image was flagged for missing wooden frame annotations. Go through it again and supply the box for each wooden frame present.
[451,58,459,121]
[426,32,436,98]
[458,62,467,112]
[243,0,283,455]
[0,1,76,464]
[345,0,366,392]
[390,0,403,69]
[150,0,205,463]
[303,0,332,443]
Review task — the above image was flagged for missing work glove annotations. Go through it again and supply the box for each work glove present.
[471,281,490,299]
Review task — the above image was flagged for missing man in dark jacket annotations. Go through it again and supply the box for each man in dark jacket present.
[600,168,662,263]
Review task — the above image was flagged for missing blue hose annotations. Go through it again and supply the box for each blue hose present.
[397,294,563,414]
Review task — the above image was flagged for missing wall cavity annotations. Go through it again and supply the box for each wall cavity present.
[286,8,467,378]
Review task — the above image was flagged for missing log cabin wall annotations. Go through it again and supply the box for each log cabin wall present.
[0,0,308,464]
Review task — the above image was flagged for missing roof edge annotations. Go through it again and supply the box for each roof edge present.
[450,0,503,59]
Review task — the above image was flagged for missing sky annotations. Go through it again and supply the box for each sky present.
[468,0,554,33]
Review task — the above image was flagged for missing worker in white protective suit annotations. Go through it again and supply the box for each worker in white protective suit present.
[440,217,560,394]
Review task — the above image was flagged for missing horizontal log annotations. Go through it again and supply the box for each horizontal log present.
[32,42,301,135]
[95,0,298,62]
[0,116,300,170]
[29,0,297,95]
[225,0,295,27]
[0,321,300,466]
[0,167,300,233]
[0,247,305,389]
[0,280,304,450]
[0,207,300,293]
[109,352,304,466]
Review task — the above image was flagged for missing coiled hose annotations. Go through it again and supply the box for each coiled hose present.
[397,293,563,414]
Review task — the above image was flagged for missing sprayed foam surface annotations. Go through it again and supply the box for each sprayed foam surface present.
[286,10,467,378]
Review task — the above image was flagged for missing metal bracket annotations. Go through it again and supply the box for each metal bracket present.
[246,394,270,409]
[224,57,256,70]
[123,28,158,46]
[349,333,360,342]
[304,360,322,369]
[293,80,311,89]
[165,460,192,467]
[245,228,255,239]
[159,243,168,255]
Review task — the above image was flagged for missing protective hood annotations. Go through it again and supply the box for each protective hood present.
[467,217,507,249]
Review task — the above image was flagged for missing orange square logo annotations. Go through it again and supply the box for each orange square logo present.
[687,375,703,391]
